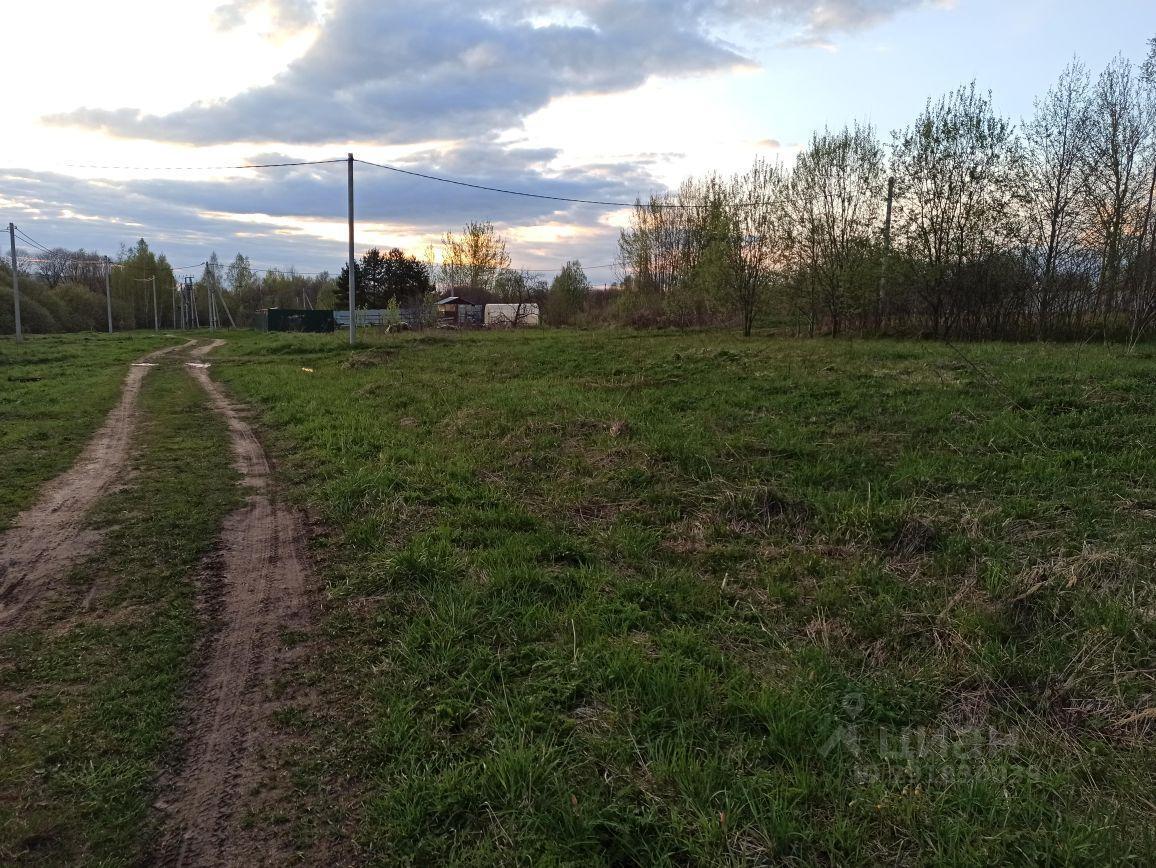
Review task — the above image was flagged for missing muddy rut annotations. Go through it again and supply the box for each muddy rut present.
[159,339,318,866]
[0,340,192,628]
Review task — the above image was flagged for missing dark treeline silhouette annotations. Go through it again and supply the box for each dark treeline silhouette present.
[615,38,1156,344]
[335,247,433,310]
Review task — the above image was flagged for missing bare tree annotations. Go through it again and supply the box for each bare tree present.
[492,268,546,326]
[36,248,74,289]
[1022,59,1095,337]
[788,124,886,336]
[438,221,512,295]
[721,158,789,337]
[1082,54,1151,320]
[891,82,1023,337]
[1125,37,1156,346]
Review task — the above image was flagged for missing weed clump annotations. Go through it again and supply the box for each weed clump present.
[887,517,939,556]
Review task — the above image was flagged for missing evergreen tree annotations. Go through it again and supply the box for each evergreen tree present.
[336,248,431,308]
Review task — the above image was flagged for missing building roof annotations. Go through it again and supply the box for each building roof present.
[437,296,479,306]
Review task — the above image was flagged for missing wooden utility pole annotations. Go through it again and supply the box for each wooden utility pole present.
[347,152,357,345]
[104,264,113,333]
[217,284,236,328]
[7,224,21,342]
[151,275,159,331]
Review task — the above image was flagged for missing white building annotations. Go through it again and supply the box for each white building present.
[483,303,540,327]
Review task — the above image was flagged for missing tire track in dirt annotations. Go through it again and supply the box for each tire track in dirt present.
[159,339,318,866]
[0,340,193,629]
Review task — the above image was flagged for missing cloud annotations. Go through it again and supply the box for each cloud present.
[47,0,924,146]
[124,144,658,226]
[0,143,661,272]
[212,0,319,32]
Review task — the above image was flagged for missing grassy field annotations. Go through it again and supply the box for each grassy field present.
[1,328,1153,864]
[205,328,1155,864]
[0,333,171,530]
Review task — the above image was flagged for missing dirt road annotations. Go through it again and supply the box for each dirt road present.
[159,340,318,866]
[0,341,191,628]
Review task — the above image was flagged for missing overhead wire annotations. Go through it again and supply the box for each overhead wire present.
[14,227,53,254]
[11,150,662,276]
[353,157,778,210]
[63,158,346,171]
[353,157,653,208]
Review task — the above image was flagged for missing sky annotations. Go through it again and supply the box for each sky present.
[3,0,1155,282]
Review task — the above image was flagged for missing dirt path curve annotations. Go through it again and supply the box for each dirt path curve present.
[0,340,194,629]
[159,339,318,866]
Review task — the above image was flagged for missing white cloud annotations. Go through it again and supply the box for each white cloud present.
[47,0,924,146]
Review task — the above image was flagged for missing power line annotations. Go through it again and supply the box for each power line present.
[353,158,776,210]
[62,158,346,171]
[354,158,653,208]
[13,227,52,254]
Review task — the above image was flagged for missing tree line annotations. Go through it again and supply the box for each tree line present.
[2,242,337,333]
[13,39,1154,340]
[615,39,1156,343]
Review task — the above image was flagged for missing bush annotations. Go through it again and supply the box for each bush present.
[0,286,60,334]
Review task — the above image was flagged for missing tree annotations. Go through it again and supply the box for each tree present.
[226,253,256,294]
[115,238,175,329]
[719,159,791,337]
[1082,54,1150,319]
[334,261,363,309]
[890,82,1024,337]
[36,248,71,289]
[492,268,547,326]
[788,124,886,335]
[546,260,591,324]
[379,248,433,305]
[194,252,225,325]
[1126,37,1156,345]
[1022,59,1094,337]
[438,222,511,294]
[358,247,389,307]
[335,247,431,308]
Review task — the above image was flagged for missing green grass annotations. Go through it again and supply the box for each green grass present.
[202,329,1155,864]
[0,332,173,531]
[0,361,239,864]
[1,328,1153,864]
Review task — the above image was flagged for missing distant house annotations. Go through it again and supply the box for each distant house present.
[437,296,484,326]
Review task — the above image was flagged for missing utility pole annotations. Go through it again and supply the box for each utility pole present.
[877,176,895,330]
[208,277,217,331]
[104,264,113,333]
[217,285,236,328]
[209,260,217,330]
[347,152,356,345]
[151,275,159,331]
[7,224,21,342]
